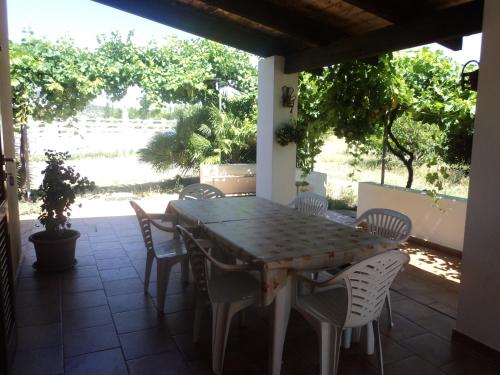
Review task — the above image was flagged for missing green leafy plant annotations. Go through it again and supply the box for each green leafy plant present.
[38,151,95,235]
[297,49,476,190]
[275,123,297,146]
[138,105,256,172]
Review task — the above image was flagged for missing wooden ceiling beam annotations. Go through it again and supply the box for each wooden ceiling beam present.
[200,0,348,46]
[285,0,483,73]
[92,0,295,57]
[343,0,465,50]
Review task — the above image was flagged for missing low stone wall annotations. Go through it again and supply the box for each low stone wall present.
[357,182,467,251]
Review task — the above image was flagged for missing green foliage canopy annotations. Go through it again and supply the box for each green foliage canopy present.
[10,32,103,128]
[297,49,476,188]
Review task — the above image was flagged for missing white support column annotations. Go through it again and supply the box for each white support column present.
[456,0,500,351]
[256,56,298,205]
[0,0,22,274]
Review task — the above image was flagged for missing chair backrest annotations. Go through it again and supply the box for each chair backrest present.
[339,250,409,328]
[176,225,251,297]
[291,192,328,217]
[129,201,155,254]
[179,183,225,200]
[356,208,412,242]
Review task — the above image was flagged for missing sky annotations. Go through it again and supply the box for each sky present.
[7,0,483,107]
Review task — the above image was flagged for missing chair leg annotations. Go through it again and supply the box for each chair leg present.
[352,327,362,343]
[211,302,240,375]
[193,296,206,343]
[181,257,190,285]
[144,252,154,294]
[318,323,342,375]
[342,328,352,349]
[373,320,384,375]
[333,327,342,375]
[386,292,394,328]
[239,309,247,328]
[156,261,172,313]
[364,321,375,355]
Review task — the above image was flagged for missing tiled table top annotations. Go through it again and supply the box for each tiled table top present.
[169,197,395,305]
[167,196,294,224]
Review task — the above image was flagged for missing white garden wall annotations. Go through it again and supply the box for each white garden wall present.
[295,170,328,197]
[200,164,256,194]
[357,182,467,251]
[200,163,328,197]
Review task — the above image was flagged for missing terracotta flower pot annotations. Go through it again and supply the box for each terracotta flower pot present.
[29,229,80,272]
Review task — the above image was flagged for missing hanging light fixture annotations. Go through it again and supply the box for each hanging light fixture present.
[460,60,480,91]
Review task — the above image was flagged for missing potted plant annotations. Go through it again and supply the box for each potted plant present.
[29,150,95,271]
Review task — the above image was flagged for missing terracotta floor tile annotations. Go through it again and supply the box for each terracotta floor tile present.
[63,305,113,331]
[107,291,154,313]
[63,323,120,357]
[103,277,145,296]
[385,356,445,375]
[64,348,127,375]
[62,290,108,311]
[62,276,103,294]
[119,325,176,359]
[17,323,62,351]
[113,306,167,334]
[127,350,191,375]
[400,333,464,367]
[12,346,63,375]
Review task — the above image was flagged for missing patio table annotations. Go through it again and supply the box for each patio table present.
[167,196,396,375]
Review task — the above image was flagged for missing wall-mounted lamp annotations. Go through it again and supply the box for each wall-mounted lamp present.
[281,86,296,110]
[461,60,480,92]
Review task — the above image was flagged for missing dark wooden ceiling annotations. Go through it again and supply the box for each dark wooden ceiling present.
[92,0,483,73]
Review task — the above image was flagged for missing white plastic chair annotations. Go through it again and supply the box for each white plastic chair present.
[176,225,259,375]
[290,192,328,217]
[356,208,412,243]
[130,201,189,313]
[355,208,412,327]
[294,250,410,375]
[179,183,225,200]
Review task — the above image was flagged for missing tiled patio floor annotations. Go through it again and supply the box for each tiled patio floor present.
[12,214,500,375]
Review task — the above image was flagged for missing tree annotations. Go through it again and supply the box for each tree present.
[138,105,256,172]
[138,37,257,108]
[298,49,475,188]
[10,32,103,129]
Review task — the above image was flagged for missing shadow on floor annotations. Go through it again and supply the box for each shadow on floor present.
[12,215,500,375]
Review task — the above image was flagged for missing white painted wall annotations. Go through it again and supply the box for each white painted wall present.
[357,182,467,251]
[456,0,500,352]
[200,164,256,194]
[296,170,328,197]
[256,56,298,205]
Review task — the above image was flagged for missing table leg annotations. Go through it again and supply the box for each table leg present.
[269,276,292,375]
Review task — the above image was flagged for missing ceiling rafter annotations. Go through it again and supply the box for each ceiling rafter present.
[92,0,296,56]
[285,0,483,73]
[342,0,465,50]
[199,0,348,46]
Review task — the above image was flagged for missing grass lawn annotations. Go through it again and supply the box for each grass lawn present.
[315,136,469,208]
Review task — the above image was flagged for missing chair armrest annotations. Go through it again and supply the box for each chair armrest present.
[147,213,177,233]
[148,213,176,221]
[291,270,342,288]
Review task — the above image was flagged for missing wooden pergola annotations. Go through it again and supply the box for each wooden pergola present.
[90,0,500,359]
[93,0,483,71]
